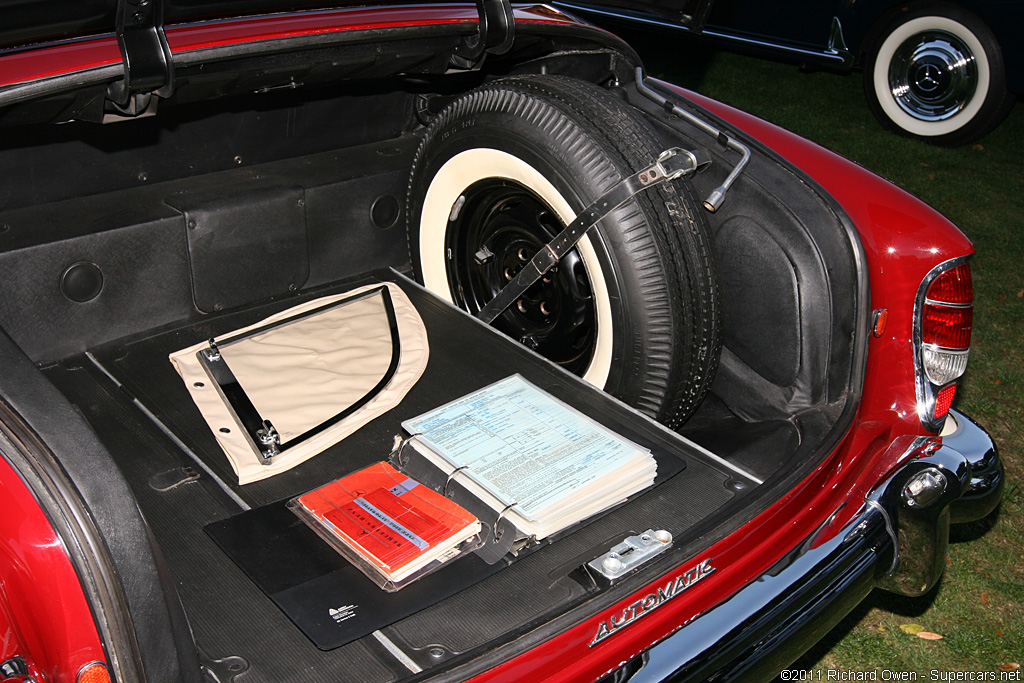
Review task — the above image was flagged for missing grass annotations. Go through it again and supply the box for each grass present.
[615,25,1024,677]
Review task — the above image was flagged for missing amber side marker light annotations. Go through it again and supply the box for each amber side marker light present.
[872,308,888,337]
[918,261,973,426]
[78,662,110,683]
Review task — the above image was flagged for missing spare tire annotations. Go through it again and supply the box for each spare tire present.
[407,75,720,428]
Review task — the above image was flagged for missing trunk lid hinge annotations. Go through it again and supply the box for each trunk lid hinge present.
[450,0,515,69]
[105,0,174,119]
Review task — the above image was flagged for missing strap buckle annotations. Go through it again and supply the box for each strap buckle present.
[655,147,706,181]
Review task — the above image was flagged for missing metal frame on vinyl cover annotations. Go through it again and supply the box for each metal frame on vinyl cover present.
[196,285,401,464]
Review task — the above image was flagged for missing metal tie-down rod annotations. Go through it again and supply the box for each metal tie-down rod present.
[476,71,751,323]
[634,66,751,213]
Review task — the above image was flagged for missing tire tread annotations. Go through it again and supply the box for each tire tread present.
[408,75,721,427]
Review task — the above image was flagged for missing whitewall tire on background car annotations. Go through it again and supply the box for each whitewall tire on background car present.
[407,75,721,428]
[862,2,1014,146]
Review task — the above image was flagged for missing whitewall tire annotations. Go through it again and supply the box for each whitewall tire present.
[418,148,615,388]
[407,75,721,427]
[863,3,1013,146]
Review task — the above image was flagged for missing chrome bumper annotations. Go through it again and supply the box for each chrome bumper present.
[612,410,1003,683]
[943,409,1004,524]
[617,487,894,683]
[878,409,1002,597]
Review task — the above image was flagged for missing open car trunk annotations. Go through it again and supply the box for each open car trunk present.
[0,32,865,682]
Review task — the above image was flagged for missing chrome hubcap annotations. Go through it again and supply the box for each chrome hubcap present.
[888,30,978,121]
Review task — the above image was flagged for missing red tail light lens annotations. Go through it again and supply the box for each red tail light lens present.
[917,260,973,430]
[925,262,972,305]
[922,302,973,348]
[923,262,973,350]
[933,384,957,421]
[921,262,973,386]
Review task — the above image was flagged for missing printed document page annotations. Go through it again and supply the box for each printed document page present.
[402,375,652,520]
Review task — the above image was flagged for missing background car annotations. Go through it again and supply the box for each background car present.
[551,0,1023,146]
[0,1,1004,682]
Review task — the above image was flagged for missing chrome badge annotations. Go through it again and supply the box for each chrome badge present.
[590,558,715,646]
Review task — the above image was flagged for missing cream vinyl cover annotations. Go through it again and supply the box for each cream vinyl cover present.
[170,283,428,484]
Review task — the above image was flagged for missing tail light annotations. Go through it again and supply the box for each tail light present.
[915,259,972,430]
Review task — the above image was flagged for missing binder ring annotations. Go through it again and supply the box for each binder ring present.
[493,502,517,542]
[391,432,422,467]
[443,465,469,497]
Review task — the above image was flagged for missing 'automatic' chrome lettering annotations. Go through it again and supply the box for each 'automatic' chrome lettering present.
[590,558,715,646]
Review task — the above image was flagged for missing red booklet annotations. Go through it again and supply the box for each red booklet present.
[290,462,481,590]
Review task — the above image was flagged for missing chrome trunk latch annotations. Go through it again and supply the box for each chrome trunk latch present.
[588,529,673,581]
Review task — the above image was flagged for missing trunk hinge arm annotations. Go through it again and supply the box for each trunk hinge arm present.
[105,0,174,117]
[450,0,515,69]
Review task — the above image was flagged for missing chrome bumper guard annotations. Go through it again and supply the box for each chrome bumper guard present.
[943,409,1004,524]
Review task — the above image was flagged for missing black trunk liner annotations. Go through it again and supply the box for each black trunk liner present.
[205,502,507,650]
[43,272,756,680]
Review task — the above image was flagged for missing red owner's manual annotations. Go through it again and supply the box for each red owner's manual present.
[289,461,482,590]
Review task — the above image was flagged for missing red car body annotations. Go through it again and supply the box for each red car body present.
[0,3,1001,683]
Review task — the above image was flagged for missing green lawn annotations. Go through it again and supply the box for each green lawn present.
[620,26,1023,677]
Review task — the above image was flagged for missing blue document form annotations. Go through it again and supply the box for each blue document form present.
[402,375,651,520]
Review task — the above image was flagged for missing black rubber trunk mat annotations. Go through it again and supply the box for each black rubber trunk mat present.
[205,502,505,650]
[204,441,686,651]
[44,272,755,679]
[45,360,403,682]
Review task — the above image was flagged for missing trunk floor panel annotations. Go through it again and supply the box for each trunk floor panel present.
[43,273,756,681]
[204,501,511,651]
[46,362,403,683]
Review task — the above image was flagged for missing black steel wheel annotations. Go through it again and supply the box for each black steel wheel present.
[407,75,721,428]
[446,178,599,374]
[863,2,1013,146]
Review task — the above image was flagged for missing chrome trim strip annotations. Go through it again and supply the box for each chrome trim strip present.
[551,2,853,67]
[392,269,765,486]
[827,16,849,60]
[372,631,423,673]
[680,436,764,485]
[924,298,972,308]
[699,27,850,66]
